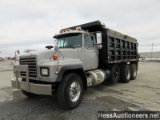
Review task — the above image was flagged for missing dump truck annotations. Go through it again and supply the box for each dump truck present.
[11,20,139,109]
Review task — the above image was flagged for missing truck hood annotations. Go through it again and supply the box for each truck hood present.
[20,48,79,62]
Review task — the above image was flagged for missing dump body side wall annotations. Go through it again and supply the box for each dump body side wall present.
[99,29,138,65]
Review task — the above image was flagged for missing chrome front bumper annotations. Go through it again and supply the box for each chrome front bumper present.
[11,65,52,95]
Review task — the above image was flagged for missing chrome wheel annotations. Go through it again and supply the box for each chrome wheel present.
[69,81,81,102]
[57,73,83,109]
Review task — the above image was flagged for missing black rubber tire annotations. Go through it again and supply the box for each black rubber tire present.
[105,65,120,84]
[57,73,83,109]
[120,65,131,83]
[130,64,137,80]
[21,90,37,97]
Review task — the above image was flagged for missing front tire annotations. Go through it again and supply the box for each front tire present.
[57,73,83,109]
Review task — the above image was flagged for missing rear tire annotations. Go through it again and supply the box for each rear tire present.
[104,65,120,84]
[130,64,137,80]
[57,73,83,109]
[120,65,131,83]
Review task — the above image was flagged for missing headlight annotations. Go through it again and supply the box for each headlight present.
[40,67,49,77]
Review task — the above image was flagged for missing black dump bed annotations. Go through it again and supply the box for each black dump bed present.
[69,20,139,65]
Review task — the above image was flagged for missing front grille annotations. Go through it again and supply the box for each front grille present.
[20,57,37,78]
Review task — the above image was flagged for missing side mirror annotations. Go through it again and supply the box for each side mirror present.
[96,32,102,44]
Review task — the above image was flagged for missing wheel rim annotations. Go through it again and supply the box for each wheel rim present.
[69,81,81,102]
[127,68,131,80]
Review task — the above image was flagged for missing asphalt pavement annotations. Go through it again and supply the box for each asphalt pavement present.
[0,61,160,120]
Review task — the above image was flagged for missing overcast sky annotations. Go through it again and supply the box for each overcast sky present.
[0,0,160,57]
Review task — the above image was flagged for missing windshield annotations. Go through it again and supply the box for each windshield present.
[57,33,82,48]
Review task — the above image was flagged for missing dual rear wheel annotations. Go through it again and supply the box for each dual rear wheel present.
[120,65,131,83]
[105,64,137,84]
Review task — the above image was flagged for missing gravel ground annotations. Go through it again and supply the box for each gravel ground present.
[0,61,160,120]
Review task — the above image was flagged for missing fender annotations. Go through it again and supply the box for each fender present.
[56,65,87,90]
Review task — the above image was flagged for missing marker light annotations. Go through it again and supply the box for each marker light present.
[52,55,58,60]
[60,29,64,33]
[76,27,81,31]
[66,28,70,31]
[60,28,70,33]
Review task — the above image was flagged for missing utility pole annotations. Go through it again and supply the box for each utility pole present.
[151,43,153,58]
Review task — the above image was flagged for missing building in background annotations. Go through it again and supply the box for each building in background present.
[139,51,160,62]
[140,51,160,58]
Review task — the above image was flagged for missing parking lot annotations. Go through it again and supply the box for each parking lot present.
[0,61,160,120]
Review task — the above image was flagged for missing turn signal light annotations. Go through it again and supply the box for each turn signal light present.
[52,55,58,60]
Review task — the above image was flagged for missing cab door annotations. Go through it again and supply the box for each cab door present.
[84,35,98,70]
